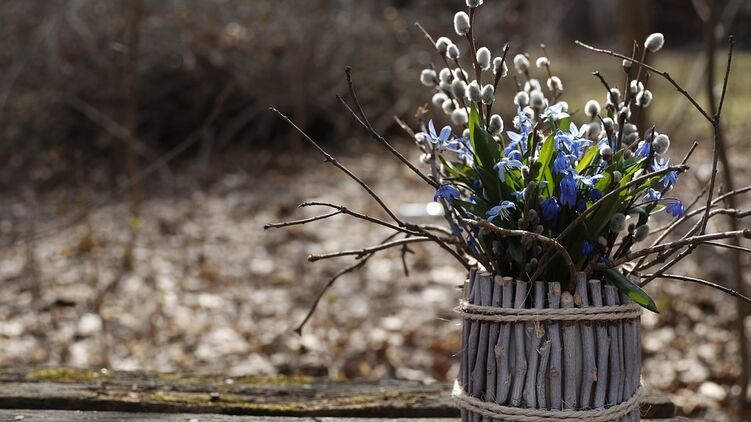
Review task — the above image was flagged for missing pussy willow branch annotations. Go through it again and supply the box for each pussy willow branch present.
[465,218,577,287]
[530,163,689,283]
[298,201,419,236]
[643,273,751,304]
[592,228,751,271]
[264,211,342,230]
[308,236,436,262]
[294,232,399,334]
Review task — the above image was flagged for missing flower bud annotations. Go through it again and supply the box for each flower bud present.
[599,144,612,160]
[488,114,504,135]
[463,128,471,138]
[530,89,546,109]
[454,11,471,36]
[466,0,483,6]
[547,76,563,93]
[521,165,530,181]
[451,108,468,125]
[439,67,452,83]
[420,69,436,86]
[481,84,495,105]
[432,92,448,107]
[476,47,491,70]
[644,32,665,53]
[618,106,631,121]
[602,117,615,132]
[524,78,541,93]
[652,134,670,154]
[513,54,529,73]
[493,57,508,77]
[607,88,621,105]
[435,37,452,54]
[585,99,601,117]
[514,91,529,107]
[442,99,456,114]
[635,89,653,107]
[633,224,650,242]
[610,213,627,232]
[467,80,482,102]
[535,56,549,68]
[613,170,622,183]
[446,43,460,59]
[629,80,643,95]
[451,79,467,98]
[623,123,637,135]
[598,236,608,246]
[453,68,468,81]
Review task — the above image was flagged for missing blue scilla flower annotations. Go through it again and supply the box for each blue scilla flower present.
[540,197,560,222]
[590,189,603,201]
[486,201,516,222]
[494,156,523,180]
[635,141,651,157]
[424,120,452,145]
[663,198,685,217]
[542,102,569,121]
[560,172,578,208]
[575,173,604,189]
[643,188,661,203]
[553,152,573,175]
[554,123,590,157]
[576,198,586,213]
[582,241,595,256]
[434,184,461,202]
[652,158,678,188]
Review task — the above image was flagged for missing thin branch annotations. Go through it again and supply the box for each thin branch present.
[264,211,342,230]
[704,241,751,254]
[642,273,751,304]
[299,202,419,236]
[270,107,402,224]
[308,237,434,262]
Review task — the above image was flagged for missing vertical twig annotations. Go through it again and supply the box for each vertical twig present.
[547,282,563,410]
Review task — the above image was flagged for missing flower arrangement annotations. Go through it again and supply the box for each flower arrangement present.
[267,1,751,331]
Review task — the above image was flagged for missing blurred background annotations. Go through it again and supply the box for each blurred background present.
[0,0,750,419]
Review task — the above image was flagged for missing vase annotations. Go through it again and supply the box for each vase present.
[454,269,643,421]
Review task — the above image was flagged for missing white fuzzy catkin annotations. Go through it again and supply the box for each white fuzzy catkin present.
[514,91,529,107]
[622,59,632,70]
[607,88,621,105]
[453,68,468,81]
[547,76,563,92]
[535,56,549,68]
[652,134,670,154]
[513,54,529,73]
[530,89,546,109]
[420,69,436,86]
[599,144,612,159]
[432,92,448,107]
[466,0,483,7]
[524,78,541,93]
[493,57,508,76]
[442,99,456,114]
[610,213,626,232]
[636,89,653,107]
[451,79,467,98]
[451,108,468,125]
[629,80,644,95]
[439,67,452,83]
[585,99,601,117]
[481,84,495,105]
[446,44,460,60]
[488,114,504,135]
[454,11,471,35]
[476,47,491,70]
[602,117,615,132]
[435,37,452,54]
[645,32,665,53]
[467,80,482,102]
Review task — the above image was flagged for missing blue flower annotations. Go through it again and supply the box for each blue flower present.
[554,123,590,157]
[652,158,678,188]
[486,201,517,222]
[582,241,595,256]
[424,120,452,145]
[664,198,685,217]
[635,141,651,157]
[576,173,604,188]
[540,197,560,222]
[560,173,578,208]
[553,152,573,175]
[576,198,586,213]
[494,156,523,180]
[643,188,662,203]
[504,107,532,155]
[434,184,461,202]
[590,189,603,201]
[542,102,569,121]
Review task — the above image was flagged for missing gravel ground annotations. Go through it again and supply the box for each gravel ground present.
[0,145,748,420]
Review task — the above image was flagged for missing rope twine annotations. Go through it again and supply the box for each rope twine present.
[455,300,643,322]
[452,381,642,422]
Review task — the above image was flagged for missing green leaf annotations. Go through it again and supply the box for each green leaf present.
[577,146,599,174]
[602,268,658,313]
[469,105,497,171]
[536,134,556,197]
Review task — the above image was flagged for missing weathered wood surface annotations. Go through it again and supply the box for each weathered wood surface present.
[0,368,676,419]
[0,410,692,422]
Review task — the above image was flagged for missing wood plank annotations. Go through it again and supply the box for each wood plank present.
[0,368,675,418]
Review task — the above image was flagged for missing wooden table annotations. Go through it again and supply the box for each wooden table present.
[0,368,683,421]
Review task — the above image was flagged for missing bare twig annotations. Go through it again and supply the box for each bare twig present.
[642,273,751,304]
[308,237,435,262]
[264,211,343,230]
